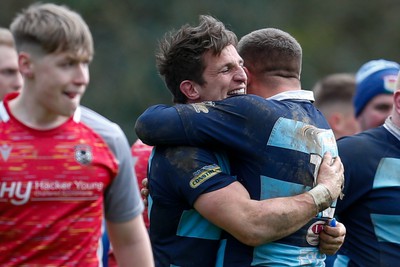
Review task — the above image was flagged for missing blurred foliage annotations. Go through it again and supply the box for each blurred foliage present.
[1,0,400,144]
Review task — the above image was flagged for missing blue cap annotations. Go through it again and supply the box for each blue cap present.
[353,59,399,117]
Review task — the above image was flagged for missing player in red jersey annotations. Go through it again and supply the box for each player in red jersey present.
[131,139,153,229]
[0,3,153,266]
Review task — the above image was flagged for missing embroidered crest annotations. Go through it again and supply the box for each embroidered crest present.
[74,144,92,165]
[383,74,398,93]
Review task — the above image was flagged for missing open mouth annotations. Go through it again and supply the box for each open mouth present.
[228,88,246,96]
[64,92,79,99]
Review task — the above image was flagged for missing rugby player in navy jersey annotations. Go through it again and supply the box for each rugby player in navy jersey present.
[137,17,345,266]
[331,71,400,267]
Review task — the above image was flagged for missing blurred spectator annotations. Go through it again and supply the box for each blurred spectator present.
[0,27,22,99]
[313,73,360,139]
[354,59,399,130]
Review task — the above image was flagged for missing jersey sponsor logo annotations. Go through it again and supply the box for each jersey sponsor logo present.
[190,101,215,113]
[0,180,105,205]
[190,164,221,188]
[0,181,32,205]
[74,144,92,165]
[0,144,12,161]
[306,221,325,246]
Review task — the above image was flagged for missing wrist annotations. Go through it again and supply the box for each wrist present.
[308,184,333,213]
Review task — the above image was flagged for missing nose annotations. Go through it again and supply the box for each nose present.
[74,63,90,86]
[12,72,23,91]
[234,66,247,84]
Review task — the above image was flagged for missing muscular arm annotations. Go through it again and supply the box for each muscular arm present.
[106,215,154,267]
[194,153,344,247]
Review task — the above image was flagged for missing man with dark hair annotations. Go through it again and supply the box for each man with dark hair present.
[137,24,345,266]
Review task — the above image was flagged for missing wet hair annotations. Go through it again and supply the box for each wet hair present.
[156,15,237,103]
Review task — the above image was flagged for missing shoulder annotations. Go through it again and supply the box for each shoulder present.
[338,127,387,147]
[77,106,129,154]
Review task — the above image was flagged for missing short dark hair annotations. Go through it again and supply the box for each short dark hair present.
[156,15,237,103]
[238,28,302,79]
[313,73,356,108]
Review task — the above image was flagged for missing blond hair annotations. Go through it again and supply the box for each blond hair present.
[0,27,16,47]
[10,3,93,59]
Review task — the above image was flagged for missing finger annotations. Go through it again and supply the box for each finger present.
[141,188,149,198]
[322,151,333,165]
[142,178,148,187]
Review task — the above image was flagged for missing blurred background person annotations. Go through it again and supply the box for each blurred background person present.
[131,139,153,230]
[0,27,22,99]
[313,73,360,139]
[354,59,399,131]
[331,67,400,267]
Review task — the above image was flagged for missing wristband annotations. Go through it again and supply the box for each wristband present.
[308,184,333,213]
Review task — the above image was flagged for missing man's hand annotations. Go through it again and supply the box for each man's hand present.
[310,152,344,211]
[319,220,346,255]
[141,178,149,207]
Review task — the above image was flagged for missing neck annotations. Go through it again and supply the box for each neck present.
[247,74,301,98]
[8,93,69,130]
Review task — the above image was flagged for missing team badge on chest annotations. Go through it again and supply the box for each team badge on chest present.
[74,144,93,165]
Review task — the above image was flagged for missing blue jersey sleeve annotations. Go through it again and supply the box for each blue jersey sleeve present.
[135,104,190,146]
[135,95,270,155]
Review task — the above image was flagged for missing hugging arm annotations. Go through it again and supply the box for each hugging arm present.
[194,152,344,246]
[135,104,190,146]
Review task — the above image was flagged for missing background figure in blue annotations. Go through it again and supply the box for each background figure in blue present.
[353,59,399,131]
[331,68,400,266]
[136,27,345,266]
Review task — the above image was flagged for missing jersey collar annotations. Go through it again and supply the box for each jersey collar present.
[267,90,315,102]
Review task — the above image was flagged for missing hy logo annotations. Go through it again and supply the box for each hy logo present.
[0,144,12,161]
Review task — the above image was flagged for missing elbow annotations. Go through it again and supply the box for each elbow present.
[234,230,274,247]
[134,119,153,145]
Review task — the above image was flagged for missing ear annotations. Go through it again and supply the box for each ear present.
[180,80,200,101]
[244,66,251,88]
[18,52,34,78]
[326,112,342,132]
[394,91,400,115]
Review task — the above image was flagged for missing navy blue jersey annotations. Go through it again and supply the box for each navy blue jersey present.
[137,92,338,266]
[148,145,235,267]
[333,119,400,267]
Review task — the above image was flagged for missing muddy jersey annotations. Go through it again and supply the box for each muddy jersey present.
[148,146,235,267]
[136,91,338,266]
[0,93,143,266]
[333,118,400,267]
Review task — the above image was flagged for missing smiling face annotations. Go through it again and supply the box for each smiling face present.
[25,50,90,119]
[194,44,246,102]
